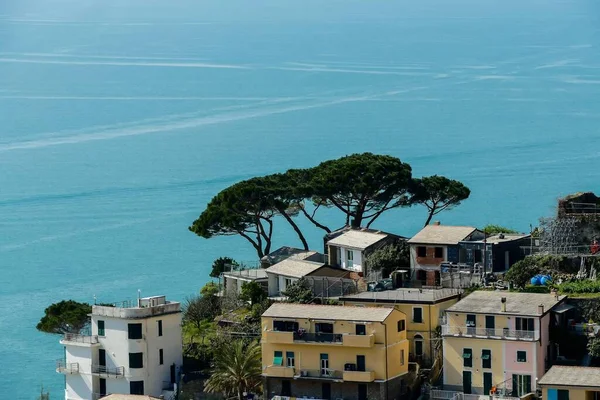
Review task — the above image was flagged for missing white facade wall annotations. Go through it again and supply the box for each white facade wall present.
[336,246,364,272]
[64,345,94,400]
[267,272,298,297]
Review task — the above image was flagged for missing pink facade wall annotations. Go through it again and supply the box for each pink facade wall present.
[504,341,536,374]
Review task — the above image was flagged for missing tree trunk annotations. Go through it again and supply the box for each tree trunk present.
[279,208,309,250]
[351,206,364,228]
[238,384,244,400]
[424,209,435,227]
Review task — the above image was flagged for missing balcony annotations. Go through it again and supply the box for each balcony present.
[293,332,343,344]
[264,330,294,344]
[431,390,519,400]
[342,334,374,347]
[295,369,343,381]
[343,370,375,382]
[56,360,79,374]
[60,333,100,346]
[92,365,125,377]
[441,325,539,341]
[264,365,295,378]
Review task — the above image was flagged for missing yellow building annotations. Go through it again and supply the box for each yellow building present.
[538,366,600,400]
[261,303,410,400]
[340,288,462,366]
[441,291,566,396]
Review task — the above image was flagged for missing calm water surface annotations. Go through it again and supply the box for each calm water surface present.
[1,0,599,397]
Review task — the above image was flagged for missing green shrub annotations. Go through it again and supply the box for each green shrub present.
[559,280,600,294]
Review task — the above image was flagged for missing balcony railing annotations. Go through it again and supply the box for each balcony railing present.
[56,360,79,374]
[442,325,539,341]
[342,370,375,382]
[295,369,343,380]
[92,365,125,376]
[431,390,519,400]
[293,332,343,343]
[62,333,99,344]
[342,334,375,348]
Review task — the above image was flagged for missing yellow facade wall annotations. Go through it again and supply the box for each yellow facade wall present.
[261,309,409,381]
[446,312,510,330]
[342,296,459,361]
[444,336,504,392]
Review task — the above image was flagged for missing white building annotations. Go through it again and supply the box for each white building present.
[57,295,183,400]
[326,227,400,274]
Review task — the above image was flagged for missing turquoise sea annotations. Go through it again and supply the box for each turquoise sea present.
[1,0,600,398]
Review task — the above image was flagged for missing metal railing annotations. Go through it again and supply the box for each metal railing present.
[431,390,519,400]
[295,369,343,380]
[293,332,343,343]
[56,360,79,374]
[442,325,539,341]
[92,365,125,376]
[62,333,99,344]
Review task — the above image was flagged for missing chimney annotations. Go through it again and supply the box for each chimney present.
[551,288,559,300]
[538,304,544,315]
[434,221,441,226]
[501,297,507,312]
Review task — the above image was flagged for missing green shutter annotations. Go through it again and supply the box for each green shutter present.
[274,351,283,366]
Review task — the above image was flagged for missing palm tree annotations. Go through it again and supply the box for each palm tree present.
[204,339,262,400]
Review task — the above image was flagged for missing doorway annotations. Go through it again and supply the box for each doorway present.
[484,372,492,395]
[463,371,472,394]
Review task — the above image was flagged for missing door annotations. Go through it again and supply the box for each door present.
[170,364,176,383]
[463,371,472,394]
[483,372,493,395]
[99,378,106,396]
[513,374,532,396]
[358,384,368,400]
[357,355,366,372]
[505,251,510,270]
[322,383,331,400]
[485,315,495,335]
[281,380,291,397]
[415,339,423,357]
[320,354,329,376]
[347,250,354,269]
[98,349,106,367]
[466,314,476,335]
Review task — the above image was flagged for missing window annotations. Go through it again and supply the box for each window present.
[347,250,354,260]
[158,320,163,337]
[286,352,295,367]
[320,354,329,376]
[274,351,283,366]
[99,378,106,396]
[413,307,423,323]
[434,247,444,258]
[315,322,333,334]
[400,349,405,366]
[512,374,531,397]
[466,314,476,327]
[159,349,164,365]
[463,348,472,367]
[485,315,495,335]
[273,320,298,332]
[356,324,366,335]
[557,390,570,400]
[128,323,143,340]
[129,352,144,369]
[417,246,427,257]
[482,349,491,369]
[130,381,144,395]
[397,319,406,332]
[284,278,292,288]
[517,351,527,363]
[515,317,535,331]
[97,320,105,337]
